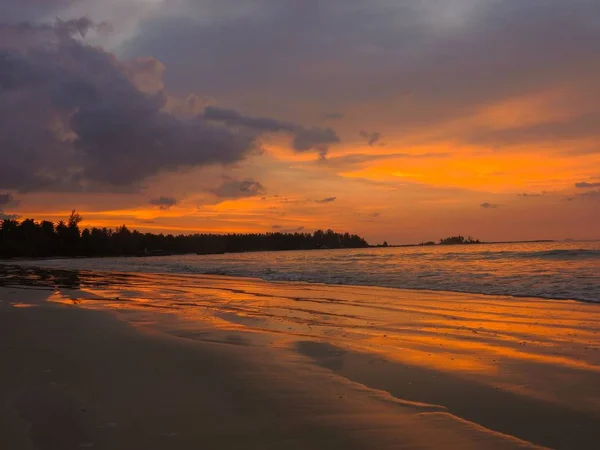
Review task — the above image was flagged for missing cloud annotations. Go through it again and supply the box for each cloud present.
[0,15,340,193]
[212,178,265,198]
[324,112,344,120]
[0,213,20,220]
[465,111,600,148]
[567,190,600,201]
[315,197,337,204]
[0,18,322,192]
[293,128,340,155]
[0,0,77,23]
[320,152,449,170]
[359,211,381,223]
[518,191,551,197]
[580,190,600,200]
[0,192,19,220]
[122,0,600,150]
[0,193,13,207]
[481,202,499,209]
[272,225,305,233]
[149,196,178,209]
[359,130,382,146]
[203,106,340,155]
[575,182,600,189]
[0,192,19,208]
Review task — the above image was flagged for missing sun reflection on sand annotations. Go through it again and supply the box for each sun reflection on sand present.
[3,264,600,447]
[6,266,594,415]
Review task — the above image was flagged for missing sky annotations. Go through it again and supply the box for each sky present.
[0,0,599,244]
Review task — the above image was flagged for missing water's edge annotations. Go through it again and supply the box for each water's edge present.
[1,241,599,303]
[1,263,598,306]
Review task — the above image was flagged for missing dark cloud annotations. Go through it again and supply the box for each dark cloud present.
[575,182,600,189]
[0,15,338,192]
[149,196,178,209]
[0,193,13,207]
[212,178,265,198]
[0,192,19,208]
[0,19,269,192]
[0,213,20,220]
[293,128,339,154]
[315,197,337,204]
[359,130,382,146]
[481,202,499,209]
[0,192,19,220]
[204,106,340,155]
[123,0,600,147]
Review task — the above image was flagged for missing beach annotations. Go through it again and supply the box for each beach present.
[2,1,598,447]
[1,267,599,449]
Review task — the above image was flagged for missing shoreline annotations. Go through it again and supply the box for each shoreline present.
[1,261,599,305]
[2,267,599,448]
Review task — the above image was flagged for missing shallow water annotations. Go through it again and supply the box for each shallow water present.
[3,241,599,302]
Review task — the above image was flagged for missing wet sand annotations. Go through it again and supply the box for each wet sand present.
[1,266,599,449]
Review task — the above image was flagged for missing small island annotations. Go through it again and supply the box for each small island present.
[420,235,482,246]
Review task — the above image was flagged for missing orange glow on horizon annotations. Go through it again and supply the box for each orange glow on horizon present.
[7,88,600,243]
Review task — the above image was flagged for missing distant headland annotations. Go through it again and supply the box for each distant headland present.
[373,236,556,248]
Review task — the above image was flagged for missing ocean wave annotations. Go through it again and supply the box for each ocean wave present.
[2,241,599,303]
[520,249,600,260]
[433,249,600,261]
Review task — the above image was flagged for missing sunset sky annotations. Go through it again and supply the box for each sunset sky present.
[1,0,599,244]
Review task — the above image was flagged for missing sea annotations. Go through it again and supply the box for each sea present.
[2,240,599,303]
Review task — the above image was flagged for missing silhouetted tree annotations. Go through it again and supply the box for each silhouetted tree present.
[68,210,83,228]
[54,221,68,256]
[0,215,369,258]
[40,221,57,256]
[0,219,19,257]
[439,235,481,245]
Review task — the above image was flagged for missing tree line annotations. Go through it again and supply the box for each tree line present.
[0,211,369,258]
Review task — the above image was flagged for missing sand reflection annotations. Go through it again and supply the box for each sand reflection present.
[2,265,599,434]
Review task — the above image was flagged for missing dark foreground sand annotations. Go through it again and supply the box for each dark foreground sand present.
[1,267,599,449]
